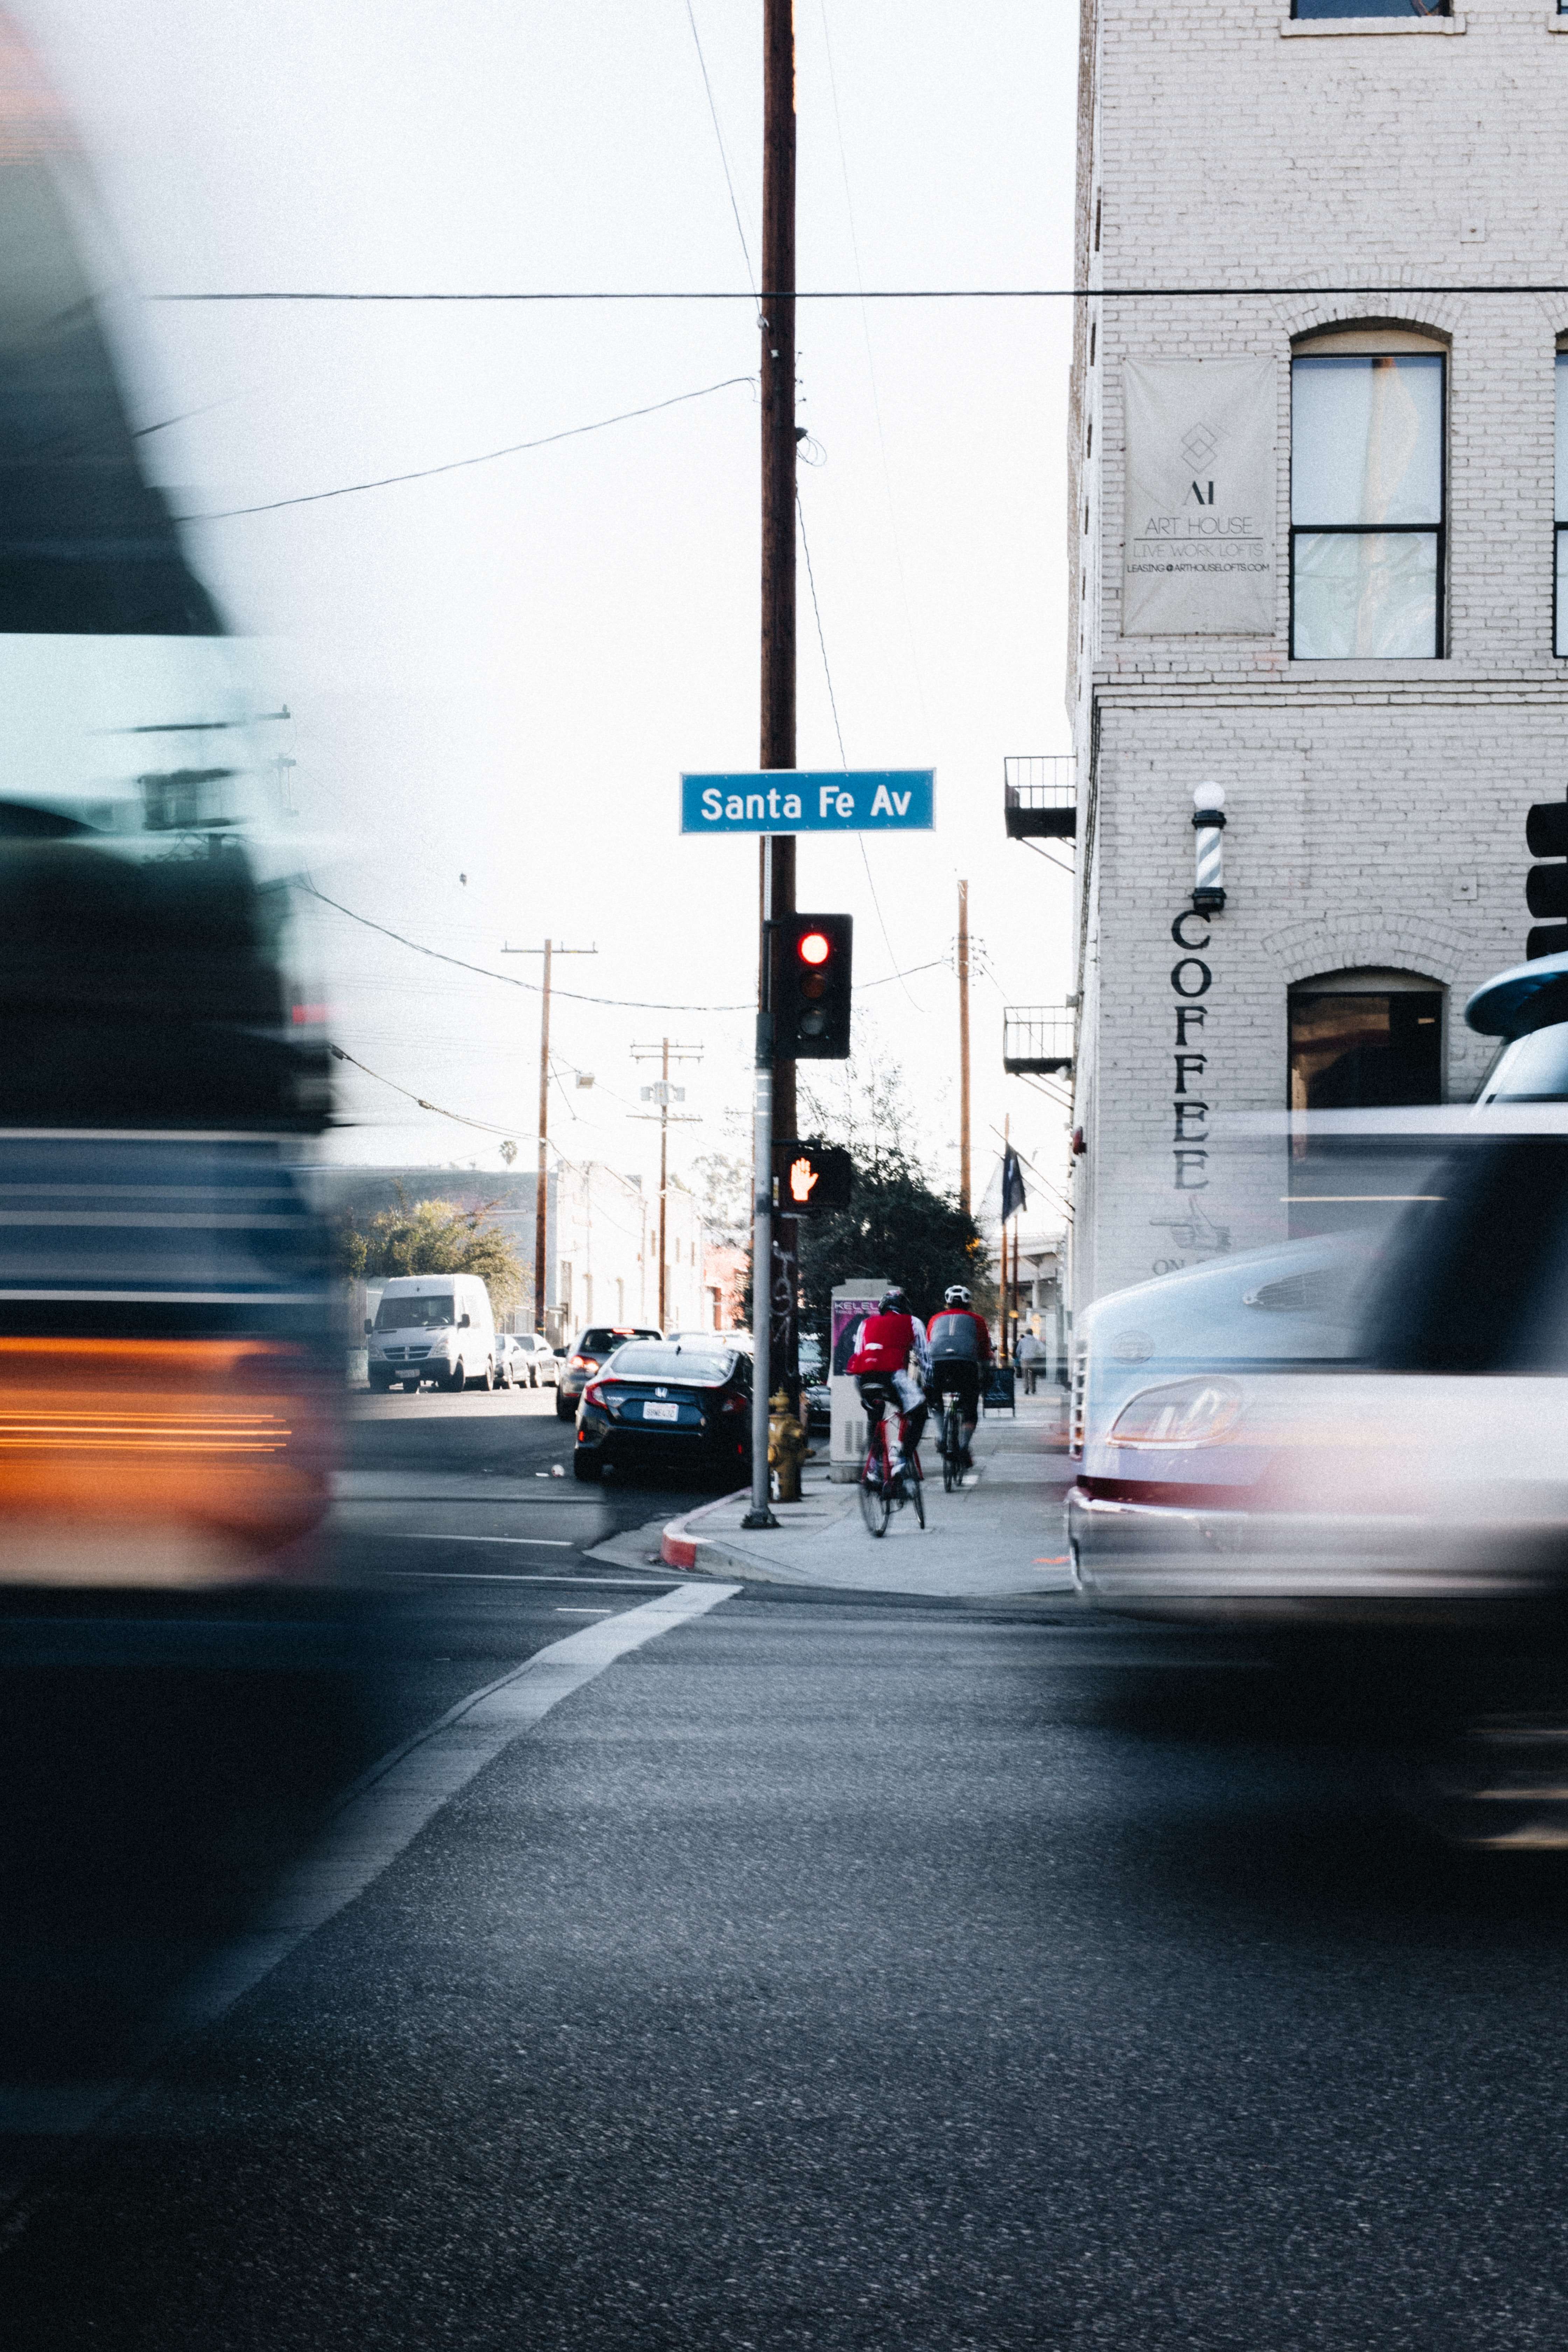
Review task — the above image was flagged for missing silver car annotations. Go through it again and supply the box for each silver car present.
[496,1332,560,1389]
[1068,951,1568,1626]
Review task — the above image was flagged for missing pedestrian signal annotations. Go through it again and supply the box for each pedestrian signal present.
[1527,800,1568,959]
[773,1138,853,1216]
[775,913,852,1058]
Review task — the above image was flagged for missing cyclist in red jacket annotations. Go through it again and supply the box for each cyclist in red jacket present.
[926,1284,993,1469]
[847,1286,931,1482]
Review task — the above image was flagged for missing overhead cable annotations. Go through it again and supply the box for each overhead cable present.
[303,882,946,1007]
[181,374,756,520]
[154,283,1568,302]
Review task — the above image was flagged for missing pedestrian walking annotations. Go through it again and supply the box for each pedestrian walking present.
[1018,1328,1046,1395]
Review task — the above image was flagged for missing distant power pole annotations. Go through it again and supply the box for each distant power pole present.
[634,1038,703,1328]
[958,881,972,1218]
[502,938,596,1331]
[760,0,798,1400]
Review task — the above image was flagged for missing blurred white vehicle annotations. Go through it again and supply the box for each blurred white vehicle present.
[1068,953,1568,1625]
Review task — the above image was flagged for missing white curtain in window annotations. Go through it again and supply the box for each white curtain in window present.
[1555,355,1567,658]
[1292,354,1442,657]
[1294,530,1438,659]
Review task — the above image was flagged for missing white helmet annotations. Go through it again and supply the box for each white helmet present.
[944,1285,972,1308]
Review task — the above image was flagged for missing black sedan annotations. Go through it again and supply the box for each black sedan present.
[572,1339,751,1484]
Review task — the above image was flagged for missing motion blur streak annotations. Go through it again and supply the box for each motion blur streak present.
[0,1338,330,1584]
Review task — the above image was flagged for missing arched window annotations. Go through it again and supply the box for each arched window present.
[1291,328,1446,660]
[1288,968,1444,1111]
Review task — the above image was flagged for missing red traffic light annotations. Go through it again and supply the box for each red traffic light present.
[777,913,852,1058]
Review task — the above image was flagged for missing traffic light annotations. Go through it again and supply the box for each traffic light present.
[774,1138,853,1216]
[1527,800,1568,958]
[775,912,853,1058]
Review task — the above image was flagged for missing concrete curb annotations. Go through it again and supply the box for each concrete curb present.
[659,1483,861,1580]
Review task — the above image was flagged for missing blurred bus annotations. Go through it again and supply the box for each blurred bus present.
[0,41,337,1587]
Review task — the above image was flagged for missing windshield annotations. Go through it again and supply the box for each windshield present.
[1478,1025,1568,1102]
[608,1344,735,1382]
[578,1327,658,1355]
[375,1294,455,1330]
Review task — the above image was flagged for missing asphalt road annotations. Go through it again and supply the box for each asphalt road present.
[8,1391,1568,2345]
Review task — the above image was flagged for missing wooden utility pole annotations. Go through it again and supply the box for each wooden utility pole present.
[536,938,551,1331]
[958,881,972,1217]
[632,1038,703,1328]
[761,0,797,1397]
[501,938,596,1334]
[1001,1112,1011,1366]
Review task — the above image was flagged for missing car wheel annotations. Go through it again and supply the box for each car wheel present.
[573,1452,601,1482]
[469,1358,493,1392]
[445,1359,465,1393]
[555,1393,575,1421]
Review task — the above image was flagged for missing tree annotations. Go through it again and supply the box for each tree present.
[794,1058,992,1334]
[692,1148,750,1247]
[335,1189,524,1313]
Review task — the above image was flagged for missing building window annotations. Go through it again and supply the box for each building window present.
[1288,971,1443,1111]
[1556,352,1568,656]
[1291,348,1445,658]
[1293,0,1448,15]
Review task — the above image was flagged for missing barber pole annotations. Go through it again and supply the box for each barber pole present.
[1191,784,1226,917]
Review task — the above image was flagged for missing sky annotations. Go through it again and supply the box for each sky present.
[21,0,1080,1235]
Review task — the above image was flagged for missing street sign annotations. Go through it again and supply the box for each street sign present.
[681,770,934,834]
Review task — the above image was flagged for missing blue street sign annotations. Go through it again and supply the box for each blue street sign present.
[681,769,935,835]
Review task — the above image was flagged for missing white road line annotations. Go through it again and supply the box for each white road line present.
[367,1532,575,1548]
[163,1580,739,2041]
[378,1570,678,1587]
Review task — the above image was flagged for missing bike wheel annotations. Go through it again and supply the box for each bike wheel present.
[859,1455,890,1538]
[910,1458,926,1528]
[942,1404,960,1493]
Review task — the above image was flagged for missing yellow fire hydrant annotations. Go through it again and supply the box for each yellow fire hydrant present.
[768,1387,813,1504]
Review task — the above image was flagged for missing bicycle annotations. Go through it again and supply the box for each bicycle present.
[859,1397,925,1536]
[939,1390,965,1494]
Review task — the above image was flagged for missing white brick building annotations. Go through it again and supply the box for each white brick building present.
[1068,0,1568,1306]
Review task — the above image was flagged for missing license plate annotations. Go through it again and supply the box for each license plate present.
[642,1400,679,1421]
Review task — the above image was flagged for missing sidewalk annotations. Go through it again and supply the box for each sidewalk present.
[634,1390,1079,1600]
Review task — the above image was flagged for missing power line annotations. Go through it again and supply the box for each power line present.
[303,881,947,1006]
[180,374,756,520]
[817,0,931,747]
[329,1042,519,1138]
[683,0,757,298]
[152,283,1568,303]
[796,485,919,1012]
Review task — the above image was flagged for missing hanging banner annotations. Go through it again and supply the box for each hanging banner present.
[1122,358,1276,635]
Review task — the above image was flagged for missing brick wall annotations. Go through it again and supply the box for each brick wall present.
[1067,0,1568,1305]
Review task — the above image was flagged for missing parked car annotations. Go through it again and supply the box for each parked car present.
[507,1331,560,1388]
[556,1323,660,1419]
[1068,949,1568,1627]
[800,1331,831,1435]
[367,1273,496,1392]
[572,1338,752,1483]
[493,1334,522,1388]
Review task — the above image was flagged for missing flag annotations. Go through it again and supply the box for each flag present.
[1001,1148,1027,1223]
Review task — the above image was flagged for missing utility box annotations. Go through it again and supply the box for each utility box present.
[829,1278,886,1483]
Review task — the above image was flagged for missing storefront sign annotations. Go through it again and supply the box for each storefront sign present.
[1122,358,1276,635]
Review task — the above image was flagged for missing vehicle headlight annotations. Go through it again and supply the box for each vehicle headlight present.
[1108,1377,1242,1449]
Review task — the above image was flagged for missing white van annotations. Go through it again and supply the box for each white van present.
[366,1274,497,1393]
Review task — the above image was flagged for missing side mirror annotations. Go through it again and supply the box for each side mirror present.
[460,1311,472,1328]
[364,1318,373,1334]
